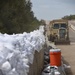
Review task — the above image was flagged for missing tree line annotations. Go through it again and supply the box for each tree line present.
[62,14,75,20]
[0,0,42,34]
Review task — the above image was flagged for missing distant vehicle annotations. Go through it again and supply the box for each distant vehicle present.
[49,19,70,45]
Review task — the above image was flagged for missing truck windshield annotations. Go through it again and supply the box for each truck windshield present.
[53,24,59,29]
[61,23,67,28]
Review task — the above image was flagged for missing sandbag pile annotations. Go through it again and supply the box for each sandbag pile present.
[0,26,45,75]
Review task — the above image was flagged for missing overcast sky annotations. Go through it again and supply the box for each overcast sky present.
[31,0,75,20]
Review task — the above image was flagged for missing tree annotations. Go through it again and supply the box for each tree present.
[62,14,75,20]
[0,0,40,34]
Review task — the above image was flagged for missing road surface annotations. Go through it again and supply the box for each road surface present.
[69,27,75,42]
[69,20,75,42]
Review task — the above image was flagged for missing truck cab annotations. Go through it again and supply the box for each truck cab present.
[49,19,70,45]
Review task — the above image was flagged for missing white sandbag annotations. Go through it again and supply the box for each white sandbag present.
[7,68,19,75]
[1,61,11,74]
[0,26,45,75]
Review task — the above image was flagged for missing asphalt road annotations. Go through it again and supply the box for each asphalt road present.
[57,45,75,75]
[69,21,75,43]
[69,27,75,42]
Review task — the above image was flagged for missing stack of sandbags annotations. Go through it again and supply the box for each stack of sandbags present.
[0,26,45,75]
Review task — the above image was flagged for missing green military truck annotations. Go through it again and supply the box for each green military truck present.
[49,19,70,45]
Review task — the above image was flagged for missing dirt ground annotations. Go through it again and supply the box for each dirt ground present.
[57,44,75,75]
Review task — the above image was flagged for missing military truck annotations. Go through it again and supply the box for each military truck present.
[49,19,70,45]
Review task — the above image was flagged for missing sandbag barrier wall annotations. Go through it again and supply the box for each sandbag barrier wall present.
[28,48,44,75]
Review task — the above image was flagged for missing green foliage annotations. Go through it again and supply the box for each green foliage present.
[40,19,46,25]
[62,14,75,20]
[0,0,40,34]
